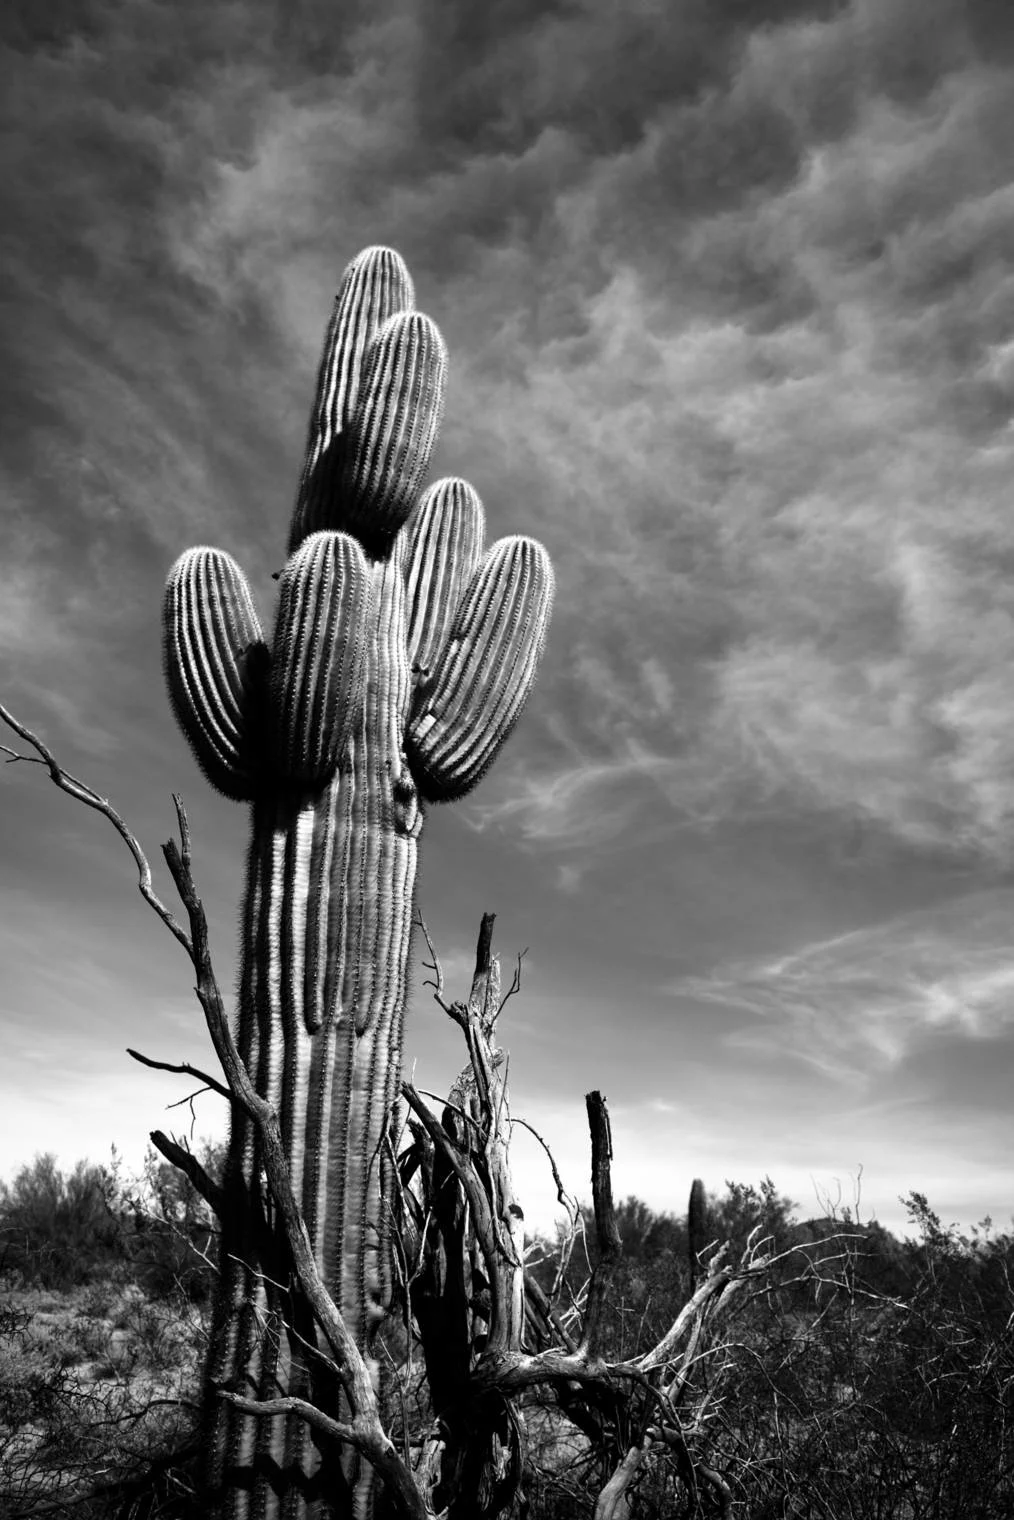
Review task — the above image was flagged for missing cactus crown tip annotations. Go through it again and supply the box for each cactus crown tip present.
[350,243,412,275]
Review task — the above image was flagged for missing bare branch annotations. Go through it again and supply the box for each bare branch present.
[579,1090,623,1361]
[403,929,527,1350]
[414,911,453,1014]
[219,1392,358,1446]
[594,1443,644,1520]
[524,1271,580,1356]
[473,911,496,981]
[126,1046,233,1104]
[148,1130,226,1219]
[696,1463,732,1518]
[496,947,527,1018]
[217,1395,433,1520]
[0,703,192,954]
[411,1087,484,1140]
[511,1113,579,1224]
[402,1083,497,1241]
[638,1267,737,1375]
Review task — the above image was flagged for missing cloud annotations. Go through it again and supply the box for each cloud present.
[512,52,1014,859]
[411,30,1014,864]
[670,889,1014,1081]
[463,746,683,847]
[9,0,1014,874]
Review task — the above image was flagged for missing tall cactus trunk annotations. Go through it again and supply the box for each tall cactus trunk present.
[204,553,421,1516]
[161,245,554,1520]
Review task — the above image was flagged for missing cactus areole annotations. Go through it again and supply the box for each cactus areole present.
[162,247,554,1517]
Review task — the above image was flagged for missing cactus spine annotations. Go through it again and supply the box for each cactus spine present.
[162,246,554,1518]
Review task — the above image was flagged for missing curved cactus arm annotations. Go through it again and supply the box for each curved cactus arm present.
[406,535,554,801]
[403,476,486,681]
[339,311,448,553]
[269,531,374,786]
[163,547,267,802]
[290,246,415,553]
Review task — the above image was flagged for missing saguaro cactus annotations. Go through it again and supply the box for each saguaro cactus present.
[162,246,554,1517]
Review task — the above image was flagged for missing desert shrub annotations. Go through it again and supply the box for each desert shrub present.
[3,1148,1011,1518]
[0,1155,127,1290]
[681,1199,1014,1520]
[0,1280,204,1517]
[708,1176,798,1263]
[0,1142,224,1303]
[123,1143,223,1305]
[0,1147,217,1515]
[531,1180,804,1367]
[523,1186,1014,1519]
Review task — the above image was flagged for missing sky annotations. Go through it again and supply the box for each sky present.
[2,0,1014,1242]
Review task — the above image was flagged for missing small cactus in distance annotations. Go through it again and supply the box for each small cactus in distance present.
[162,245,554,1518]
[688,1176,708,1294]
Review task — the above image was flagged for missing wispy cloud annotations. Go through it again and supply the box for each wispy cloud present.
[671,890,1014,1081]
[462,746,685,848]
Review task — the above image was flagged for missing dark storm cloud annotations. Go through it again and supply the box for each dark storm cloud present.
[411,0,849,156]
[5,0,1014,860]
[0,1,316,741]
[0,1,1010,854]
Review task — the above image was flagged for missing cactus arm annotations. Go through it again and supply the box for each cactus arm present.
[403,476,486,678]
[339,311,448,553]
[291,246,415,553]
[406,535,555,801]
[269,530,373,785]
[162,547,267,801]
